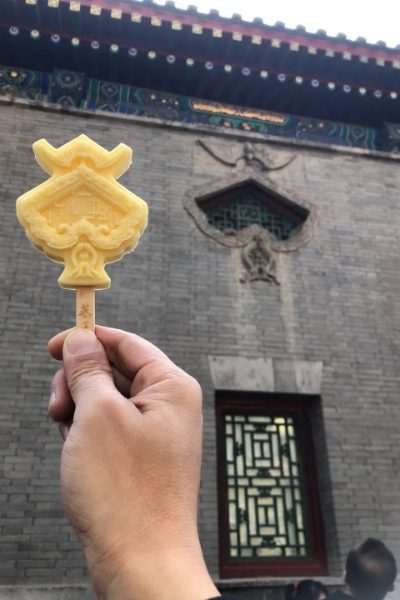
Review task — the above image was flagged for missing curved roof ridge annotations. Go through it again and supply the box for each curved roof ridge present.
[130,0,400,51]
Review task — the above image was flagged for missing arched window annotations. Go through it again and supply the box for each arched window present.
[197,181,309,241]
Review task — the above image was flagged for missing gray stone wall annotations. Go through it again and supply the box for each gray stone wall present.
[1,103,400,592]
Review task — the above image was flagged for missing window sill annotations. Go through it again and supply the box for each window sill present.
[214,576,343,588]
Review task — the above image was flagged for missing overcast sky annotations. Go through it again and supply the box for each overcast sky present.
[162,0,400,48]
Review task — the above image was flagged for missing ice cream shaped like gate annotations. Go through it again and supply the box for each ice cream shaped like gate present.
[16,134,148,289]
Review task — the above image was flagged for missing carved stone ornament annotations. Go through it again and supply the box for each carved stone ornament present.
[184,169,316,253]
[197,139,296,172]
[240,234,279,284]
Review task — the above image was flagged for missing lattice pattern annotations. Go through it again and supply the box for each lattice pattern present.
[202,193,300,240]
[224,413,310,559]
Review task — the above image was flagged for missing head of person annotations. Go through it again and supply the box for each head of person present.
[285,579,329,600]
[345,538,397,600]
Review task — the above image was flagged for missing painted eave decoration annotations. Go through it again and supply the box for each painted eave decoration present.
[1,0,400,132]
[5,0,400,68]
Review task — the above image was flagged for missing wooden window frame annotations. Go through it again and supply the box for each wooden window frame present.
[216,391,328,579]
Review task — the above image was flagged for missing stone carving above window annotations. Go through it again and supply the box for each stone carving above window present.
[197,139,296,173]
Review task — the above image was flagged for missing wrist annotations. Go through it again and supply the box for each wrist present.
[88,538,219,600]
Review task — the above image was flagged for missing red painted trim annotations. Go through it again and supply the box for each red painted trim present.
[53,0,400,63]
[215,392,328,579]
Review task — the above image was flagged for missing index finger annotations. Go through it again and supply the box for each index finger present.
[48,325,174,381]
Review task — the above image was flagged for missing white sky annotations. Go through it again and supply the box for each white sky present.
[158,0,400,48]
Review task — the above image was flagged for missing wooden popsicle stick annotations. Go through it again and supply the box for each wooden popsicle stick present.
[76,287,95,331]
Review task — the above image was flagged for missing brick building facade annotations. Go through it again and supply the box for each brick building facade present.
[1,1,400,598]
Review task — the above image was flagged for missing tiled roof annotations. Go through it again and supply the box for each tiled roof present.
[16,0,400,67]
[2,0,400,127]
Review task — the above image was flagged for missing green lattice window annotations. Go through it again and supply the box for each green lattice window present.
[224,413,309,560]
[198,183,307,241]
[217,393,327,578]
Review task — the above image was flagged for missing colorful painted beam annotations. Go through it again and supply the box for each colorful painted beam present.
[2,64,397,152]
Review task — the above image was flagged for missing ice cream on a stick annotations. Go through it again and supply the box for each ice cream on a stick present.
[16,134,148,330]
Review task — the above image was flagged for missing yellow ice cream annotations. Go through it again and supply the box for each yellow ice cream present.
[16,134,148,289]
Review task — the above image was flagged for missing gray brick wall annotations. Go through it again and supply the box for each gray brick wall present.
[1,103,400,590]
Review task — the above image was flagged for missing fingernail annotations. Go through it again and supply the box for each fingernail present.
[65,329,98,356]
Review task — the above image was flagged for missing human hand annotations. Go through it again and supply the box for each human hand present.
[48,326,219,600]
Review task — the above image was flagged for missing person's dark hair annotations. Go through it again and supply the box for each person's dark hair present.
[284,579,329,600]
[345,538,397,600]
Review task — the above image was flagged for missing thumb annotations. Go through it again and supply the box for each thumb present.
[63,328,118,407]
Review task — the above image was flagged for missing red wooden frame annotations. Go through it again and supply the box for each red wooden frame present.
[216,391,328,579]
